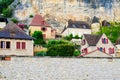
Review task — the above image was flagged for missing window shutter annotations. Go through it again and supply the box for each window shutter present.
[102,38,104,43]
[16,42,20,49]
[86,48,88,54]
[103,48,105,53]
[106,39,108,44]
[97,47,99,50]
[22,42,26,49]
[112,48,114,53]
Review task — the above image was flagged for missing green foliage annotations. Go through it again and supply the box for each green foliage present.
[32,31,46,45]
[63,34,82,40]
[97,23,120,43]
[73,50,81,57]
[47,39,69,48]
[63,33,73,41]
[47,44,75,57]
[0,0,14,13]
[11,18,18,23]
[2,7,13,18]
[29,14,33,18]
[74,35,80,39]
[35,51,46,56]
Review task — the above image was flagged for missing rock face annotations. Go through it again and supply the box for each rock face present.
[13,0,120,32]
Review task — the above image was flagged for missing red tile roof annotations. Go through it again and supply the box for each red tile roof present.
[30,14,50,27]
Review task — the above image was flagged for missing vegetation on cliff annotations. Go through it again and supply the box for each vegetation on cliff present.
[97,22,120,43]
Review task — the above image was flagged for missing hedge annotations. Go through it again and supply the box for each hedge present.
[47,44,75,57]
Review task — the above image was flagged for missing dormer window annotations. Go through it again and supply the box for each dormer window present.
[83,25,87,29]
[102,38,108,44]
[81,39,86,45]
[41,27,47,32]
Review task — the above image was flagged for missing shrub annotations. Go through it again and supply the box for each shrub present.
[35,51,46,56]
[73,50,81,57]
[29,14,33,18]
[11,18,19,23]
[47,39,69,48]
[32,31,46,45]
[2,7,13,18]
[47,44,75,57]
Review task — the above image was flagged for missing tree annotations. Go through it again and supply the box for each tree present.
[63,33,73,41]
[0,0,14,13]
[11,18,19,23]
[32,31,46,45]
[2,7,13,18]
[97,23,120,43]
[74,35,80,39]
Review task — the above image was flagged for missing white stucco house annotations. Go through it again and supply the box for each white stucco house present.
[0,22,34,56]
[62,20,91,37]
[115,38,120,57]
[81,34,115,57]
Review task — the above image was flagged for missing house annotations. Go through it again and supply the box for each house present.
[91,16,100,34]
[102,20,111,26]
[81,34,115,57]
[115,38,120,57]
[0,15,8,29]
[62,19,91,37]
[0,22,34,56]
[29,14,56,39]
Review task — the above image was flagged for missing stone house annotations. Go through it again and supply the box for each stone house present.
[81,34,115,57]
[0,22,34,56]
[115,38,120,57]
[62,20,91,37]
[29,14,56,39]
[0,15,8,29]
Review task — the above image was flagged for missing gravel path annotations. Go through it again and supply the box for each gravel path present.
[0,57,120,80]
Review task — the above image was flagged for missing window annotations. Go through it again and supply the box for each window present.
[0,41,5,48]
[0,41,10,49]
[6,42,10,49]
[43,34,46,39]
[98,47,106,53]
[41,27,47,32]
[16,42,20,49]
[16,42,26,50]
[81,39,86,45]
[109,48,114,54]
[82,48,88,54]
[22,42,26,49]
[102,38,108,44]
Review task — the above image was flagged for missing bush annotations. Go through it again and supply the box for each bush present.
[73,50,81,57]
[29,14,33,18]
[32,31,46,45]
[2,7,13,18]
[35,51,46,56]
[47,40,69,48]
[47,44,75,57]
[11,18,18,23]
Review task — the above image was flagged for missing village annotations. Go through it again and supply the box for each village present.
[1,0,120,80]
[0,14,120,59]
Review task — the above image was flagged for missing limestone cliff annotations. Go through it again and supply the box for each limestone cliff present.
[13,0,120,32]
